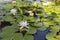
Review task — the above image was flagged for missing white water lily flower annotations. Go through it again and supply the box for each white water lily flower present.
[43,1,51,6]
[19,21,29,30]
[43,3,48,6]
[28,11,34,16]
[10,8,17,15]
[47,1,51,4]
[12,0,16,4]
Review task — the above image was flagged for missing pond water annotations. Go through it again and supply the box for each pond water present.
[0,3,3,9]
[0,37,2,40]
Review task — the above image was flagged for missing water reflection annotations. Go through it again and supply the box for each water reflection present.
[0,2,3,9]
[0,37,2,40]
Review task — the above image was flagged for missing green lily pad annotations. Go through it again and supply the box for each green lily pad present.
[3,16,15,22]
[24,35,34,40]
[13,33,23,40]
[27,26,36,34]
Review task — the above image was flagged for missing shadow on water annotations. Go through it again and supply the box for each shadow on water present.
[15,30,27,37]
[0,21,12,31]
[1,21,12,27]
[0,37,2,40]
[21,30,27,37]
[56,30,60,35]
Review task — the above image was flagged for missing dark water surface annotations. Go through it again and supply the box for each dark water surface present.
[0,37,2,40]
